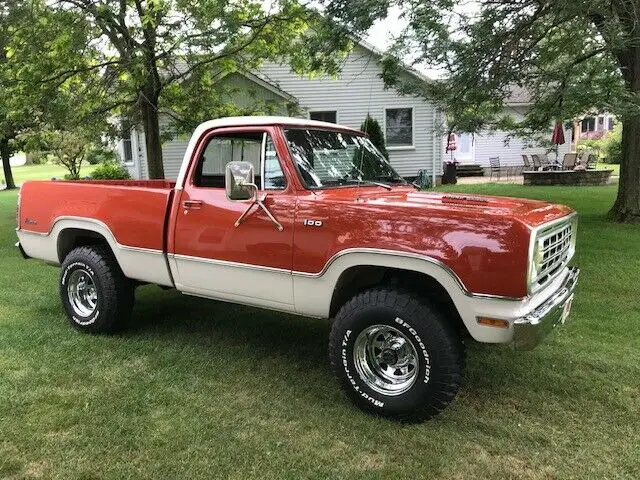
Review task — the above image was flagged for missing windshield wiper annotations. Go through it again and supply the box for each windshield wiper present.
[341,178,392,190]
[373,175,408,185]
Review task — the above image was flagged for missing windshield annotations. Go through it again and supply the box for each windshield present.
[284,128,406,188]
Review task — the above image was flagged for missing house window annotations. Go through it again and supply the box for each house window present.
[581,117,595,133]
[608,117,615,130]
[309,111,337,123]
[385,108,413,147]
[121,122,134,164]
[598,116,605,130]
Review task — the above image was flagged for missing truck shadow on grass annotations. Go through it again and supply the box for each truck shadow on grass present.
[128,285,332,372]
[122,285,607,421]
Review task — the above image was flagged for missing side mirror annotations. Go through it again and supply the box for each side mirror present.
[225,161,256,201]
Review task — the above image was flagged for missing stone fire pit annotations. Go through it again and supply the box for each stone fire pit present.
[523,169,613,186]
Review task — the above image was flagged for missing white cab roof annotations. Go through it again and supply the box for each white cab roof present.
[175,116,364,190]
[195,115,362,133]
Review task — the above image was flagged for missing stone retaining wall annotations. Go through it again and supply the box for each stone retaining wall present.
[523,170,613,186]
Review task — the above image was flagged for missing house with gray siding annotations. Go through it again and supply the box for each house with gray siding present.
[119,42,445,182]
[119,44,570,181]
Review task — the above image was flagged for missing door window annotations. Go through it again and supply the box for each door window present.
[194,132,286,190]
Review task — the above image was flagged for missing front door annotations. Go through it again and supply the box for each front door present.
[171,127,296,310]
[454,133,474,164]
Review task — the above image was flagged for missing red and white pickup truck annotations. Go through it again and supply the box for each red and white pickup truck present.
[16,116,579,421]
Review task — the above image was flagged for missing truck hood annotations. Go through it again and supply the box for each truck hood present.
[325,187,574,228]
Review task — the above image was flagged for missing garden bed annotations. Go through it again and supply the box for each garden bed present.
[523,169,613,186]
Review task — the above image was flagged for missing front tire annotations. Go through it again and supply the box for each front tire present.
[329,288,464,422]
[60,245,134,334]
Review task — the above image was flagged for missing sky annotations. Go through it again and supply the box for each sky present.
[364,6,406,51]
[362,2,479,78]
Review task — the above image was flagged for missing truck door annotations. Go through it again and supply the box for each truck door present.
[171,127,295,310]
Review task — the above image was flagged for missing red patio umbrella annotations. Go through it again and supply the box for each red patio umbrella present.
[552,121,565,166]
[552,122,565,145]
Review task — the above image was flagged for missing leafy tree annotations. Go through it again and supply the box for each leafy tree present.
[48,0,351,179]
[23,126,110,179]
[361,115,388,159]
[1,0,100,188]
[0,0,31,189]
[327,0,640,222]
[43,129,93,180]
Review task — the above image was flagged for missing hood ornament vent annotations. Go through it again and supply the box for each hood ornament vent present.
[441,195,490,204]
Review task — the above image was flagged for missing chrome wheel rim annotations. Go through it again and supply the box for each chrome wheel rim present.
[353,324,419,396]
[67,269,98,319]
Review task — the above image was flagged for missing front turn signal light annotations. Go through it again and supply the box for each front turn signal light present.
[476,317,510,328]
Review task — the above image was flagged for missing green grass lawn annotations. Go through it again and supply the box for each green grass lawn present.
[595,162,620,175]
[2,163,98,186]
[1,185,639,479]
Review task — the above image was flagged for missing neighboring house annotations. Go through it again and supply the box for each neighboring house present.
[445,87,574,173]
[119,41,445,182]
[577,113,616,140]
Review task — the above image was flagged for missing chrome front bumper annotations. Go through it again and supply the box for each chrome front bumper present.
[513,267,579,350]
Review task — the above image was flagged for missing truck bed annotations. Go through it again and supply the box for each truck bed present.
[18,180,175,252]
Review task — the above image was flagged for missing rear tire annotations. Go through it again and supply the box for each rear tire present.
[60,245,134,334]
[329,287,464,422]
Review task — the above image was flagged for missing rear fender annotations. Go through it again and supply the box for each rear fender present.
[17,216,173,287]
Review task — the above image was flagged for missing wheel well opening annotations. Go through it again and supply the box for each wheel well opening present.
[329,266,464,332]
[57,229,112,263]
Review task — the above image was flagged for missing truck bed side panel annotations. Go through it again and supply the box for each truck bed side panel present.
[18,181,174,286]
[19,181,172,251]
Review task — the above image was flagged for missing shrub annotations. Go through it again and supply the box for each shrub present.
[86,147,116,165]
[601,123,622,164]
[26,151,49,165]
[577,138,604,158]
[360,115,389,160]
[90,161,131,180]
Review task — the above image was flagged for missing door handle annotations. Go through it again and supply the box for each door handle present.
[182,200,203,210]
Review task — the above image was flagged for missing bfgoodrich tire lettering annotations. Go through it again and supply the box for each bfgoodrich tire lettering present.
[329,288,464,422]
[60,245,134,334]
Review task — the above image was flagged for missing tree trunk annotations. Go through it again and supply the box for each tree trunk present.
[140,95,165,179]
[609,115,640,222]
[1,138,16,190]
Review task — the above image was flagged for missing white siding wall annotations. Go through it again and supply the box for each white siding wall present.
[260,46,443,178]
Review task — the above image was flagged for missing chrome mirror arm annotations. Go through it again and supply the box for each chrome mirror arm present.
[234,184,284,232]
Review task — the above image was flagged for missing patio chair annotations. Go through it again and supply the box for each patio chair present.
[540,153,561,170]
[586,154,598,169]
[521,154,532,175]
[489,157,501,181]
[562,153,578,170]
[531,154,542,171]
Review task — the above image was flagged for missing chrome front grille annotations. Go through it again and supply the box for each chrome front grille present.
[534,221,574,288]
